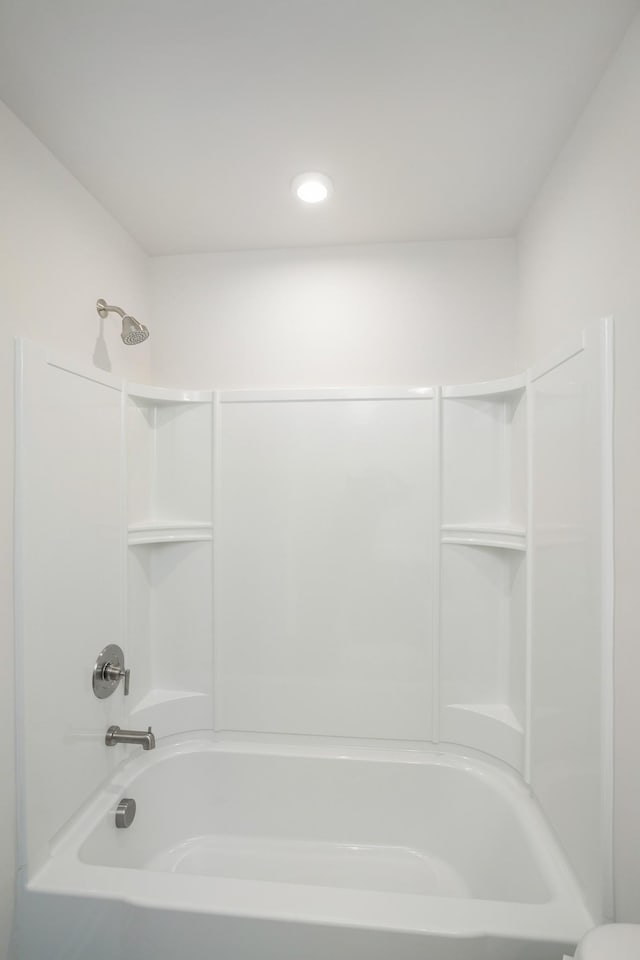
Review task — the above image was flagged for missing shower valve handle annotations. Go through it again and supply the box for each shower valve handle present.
[103,663,130,696]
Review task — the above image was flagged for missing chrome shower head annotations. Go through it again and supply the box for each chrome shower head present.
[96,299,149,345]
[121,314,149,345]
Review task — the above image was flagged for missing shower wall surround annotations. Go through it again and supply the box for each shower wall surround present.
[125,388,214,737]
[217,390,436,742]
[217,382,524,769]
[15,318,612,917]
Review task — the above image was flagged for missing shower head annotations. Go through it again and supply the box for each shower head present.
[121,314,149,345]
[96,299,149,345]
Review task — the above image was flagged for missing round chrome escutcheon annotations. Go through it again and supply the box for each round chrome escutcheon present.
[115,797,136,829]
[92,643,125,699]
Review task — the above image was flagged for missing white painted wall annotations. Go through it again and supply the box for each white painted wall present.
[150,241,517,389]
[0,100,150,958]
[516,11,640,921]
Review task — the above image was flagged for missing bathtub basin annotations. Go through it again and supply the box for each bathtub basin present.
[20,735,594,960]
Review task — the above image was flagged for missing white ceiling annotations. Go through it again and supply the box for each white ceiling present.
[0,0,637,255]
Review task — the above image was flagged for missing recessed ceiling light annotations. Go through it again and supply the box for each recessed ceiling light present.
[292,172,333,204]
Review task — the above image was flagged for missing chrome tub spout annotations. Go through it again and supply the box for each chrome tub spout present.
[105,725,156,750]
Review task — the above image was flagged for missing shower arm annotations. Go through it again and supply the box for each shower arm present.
[96,299,126,320]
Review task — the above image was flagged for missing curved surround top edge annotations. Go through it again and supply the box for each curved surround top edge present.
[127,377,526,403]
[218,386,436,402]
[20,325,598,402]
[19,337,529,401]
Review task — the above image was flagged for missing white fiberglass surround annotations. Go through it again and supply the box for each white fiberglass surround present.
[21,736,591,960]
[15,318,613,958]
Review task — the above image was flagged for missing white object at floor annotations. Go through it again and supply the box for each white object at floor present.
[567,923,640,958]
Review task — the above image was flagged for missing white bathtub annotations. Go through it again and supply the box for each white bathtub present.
[20,735,593,960]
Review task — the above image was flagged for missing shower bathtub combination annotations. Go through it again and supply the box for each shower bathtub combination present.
[15,323,613,960]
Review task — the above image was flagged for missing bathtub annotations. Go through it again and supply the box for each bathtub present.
[19,735,593,960]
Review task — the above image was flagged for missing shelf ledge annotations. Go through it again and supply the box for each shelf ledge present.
[442,373,526,399]
[131,688,207,713]
[441,524,526,551]
[129,688,211,739]
[447,703,524,735]
[127,383,214,404]
[128,521,212,545]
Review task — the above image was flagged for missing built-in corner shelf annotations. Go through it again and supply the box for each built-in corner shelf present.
[447,702,523,735]
[442,703,524,770]
[131,687,207,711]
[128,521,213,545]
[129,688,211,738]
[441,524,526,551]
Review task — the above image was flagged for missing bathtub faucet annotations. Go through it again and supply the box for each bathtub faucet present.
[105,725,156,751]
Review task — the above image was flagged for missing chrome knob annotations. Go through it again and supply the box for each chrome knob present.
[115,797,136,829]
